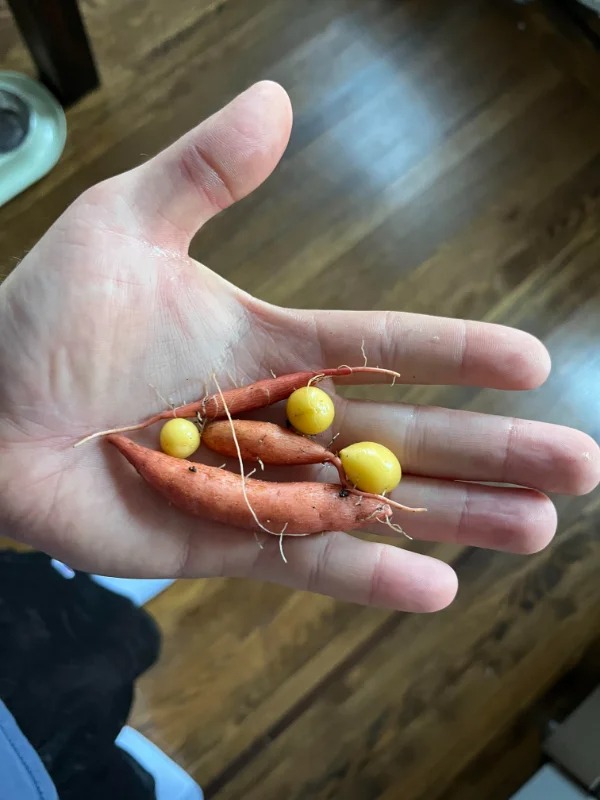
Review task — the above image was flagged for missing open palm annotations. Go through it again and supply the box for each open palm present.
[0,82,598,612]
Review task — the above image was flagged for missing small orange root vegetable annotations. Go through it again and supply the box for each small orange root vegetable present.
[203,419,341,467]
[107,434,393,535]
[202,419,426,516]
[74,366,401,447]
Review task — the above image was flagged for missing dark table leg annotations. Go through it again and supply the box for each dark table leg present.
[6,0,100,107]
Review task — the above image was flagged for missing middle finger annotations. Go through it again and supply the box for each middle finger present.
[335,399,596,496]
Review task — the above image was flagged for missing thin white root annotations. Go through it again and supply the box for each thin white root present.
[377,496,426,514]
[148,384,174,411]
[74,421,146,447]
[328,432,340,449]
[218,463,226,469]
[213,375,284,538]
[253,531,265,550]
[257,457,265,471]
[246,468,257,479]
[346,484,426,514]
[278,523,289,563]
[365,504,393,522]
[361,339,368,367]
[379,515,413,541]
[270,369,277,379]
[195,413,206,437]
[307,373,325,387]
[225,367,239,388]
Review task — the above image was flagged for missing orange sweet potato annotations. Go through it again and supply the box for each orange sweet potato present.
[107,434,392,535]
[202,419,340,467]
[76,366,400,447]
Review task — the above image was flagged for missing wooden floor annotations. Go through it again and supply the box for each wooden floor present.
[2,0,600,797]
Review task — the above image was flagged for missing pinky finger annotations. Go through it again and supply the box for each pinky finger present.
[366,477,558,555]
[238,530,458,613]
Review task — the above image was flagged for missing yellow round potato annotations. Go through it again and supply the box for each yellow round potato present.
[159,418,201,459]
[339,441,401,494]
[286,386,335,435]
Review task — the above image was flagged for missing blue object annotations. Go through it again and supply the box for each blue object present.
[0,700,204,800]
[0,699,58,800]
[510,764,592,799]
[49,559,175,606]
[116,727,203,800]
[91,575,175,606]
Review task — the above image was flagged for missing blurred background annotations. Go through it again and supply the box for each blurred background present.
[1,0,599,798]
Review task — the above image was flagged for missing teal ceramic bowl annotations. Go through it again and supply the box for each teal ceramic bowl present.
[0,72,66,208]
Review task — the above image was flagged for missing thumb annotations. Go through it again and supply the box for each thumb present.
[121,81,292,250]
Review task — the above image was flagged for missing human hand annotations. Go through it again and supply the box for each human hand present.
[0,82,598,612]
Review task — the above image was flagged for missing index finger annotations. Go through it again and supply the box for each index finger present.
[310,310,551,390]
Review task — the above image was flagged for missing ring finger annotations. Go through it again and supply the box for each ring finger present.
[360,475,557,554]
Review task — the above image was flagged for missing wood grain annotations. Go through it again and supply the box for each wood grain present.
[210,517,599,800]
[1,0,599,798]
[445,637,600,800]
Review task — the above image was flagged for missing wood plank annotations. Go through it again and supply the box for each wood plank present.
[444,637,600,800]
[511,0,600,100]
[211,515,599,799]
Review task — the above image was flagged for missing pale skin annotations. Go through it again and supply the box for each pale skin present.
[0,82,598,613]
